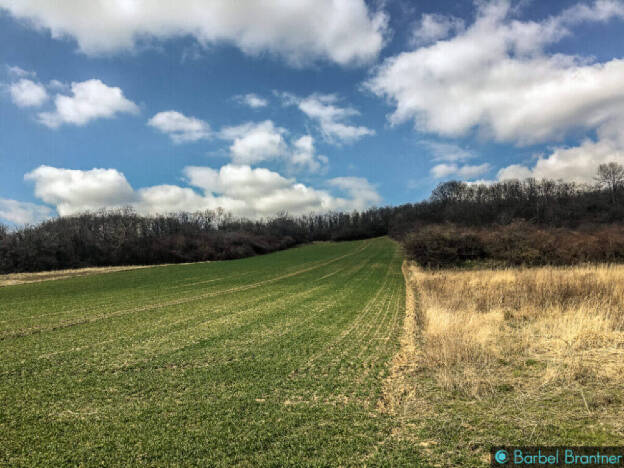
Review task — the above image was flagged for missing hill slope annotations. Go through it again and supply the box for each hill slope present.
[0,237,422,466]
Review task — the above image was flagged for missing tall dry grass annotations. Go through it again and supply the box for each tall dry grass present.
[408,264,624,397]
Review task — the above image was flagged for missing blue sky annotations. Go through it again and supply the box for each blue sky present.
[1,0,624,224]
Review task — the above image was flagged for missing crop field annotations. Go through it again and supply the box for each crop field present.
[0,237,423,466]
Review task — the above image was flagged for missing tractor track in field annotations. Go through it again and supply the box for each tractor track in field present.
[293,248,396,376]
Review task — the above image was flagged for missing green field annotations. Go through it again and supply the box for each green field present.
[0,237,424,466]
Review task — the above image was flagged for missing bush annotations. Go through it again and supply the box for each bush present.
[402,222,624,267]
[402,224,486,267]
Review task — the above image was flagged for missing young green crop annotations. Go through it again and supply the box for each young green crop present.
[0,237,423,466]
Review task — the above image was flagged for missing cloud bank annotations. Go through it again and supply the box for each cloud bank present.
[0,0,387,66]
[23,164,381,220]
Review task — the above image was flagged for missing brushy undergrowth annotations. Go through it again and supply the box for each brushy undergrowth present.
[402,222,624,267]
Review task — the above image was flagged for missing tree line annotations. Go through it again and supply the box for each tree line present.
[0,207,392,273]
[395,163,624,267]
[2,163,624,272]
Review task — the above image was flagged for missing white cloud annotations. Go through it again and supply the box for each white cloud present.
[219,120,287,165]
[0,198,53,225]
[559,0,624,23]
[411,13,464,45]
[431,163,491,179]
[137,184,215,214]
[0,0,387,66]
[148,111,211,143]
[421,140,475,162]
[38,79,139,128]
[47,79,69,91]
[9,78,48,107]
[497,137,624,183]
[235,93,268,108]
[24,166,137,215]
[290,135,328,174]
[184,165,379,216]
[281,93,374,143]
[24,164,381,219]
[147,113,327,173]
[219,121,328,173]
[328,177,382,210]
[367,0,624,145]
[6,65,35,78]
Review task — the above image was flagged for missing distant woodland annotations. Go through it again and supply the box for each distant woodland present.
[3,164,624,272]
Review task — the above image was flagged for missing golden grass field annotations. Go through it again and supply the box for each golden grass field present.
[391,263,624,465]
[411,263,624,396]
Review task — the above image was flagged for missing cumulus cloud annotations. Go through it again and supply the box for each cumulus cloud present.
[0,198,53,225]
[290,135,328,174]
[431,162,491,179]
[9,78,48,107]
[497,138,624,183]
[281,92,374,143]
[148,110,211,143]
[234,93,268,108]
[25,166,137,215]
[184,165,335,216]
[0,0,387,66]
[24,164,381,219]
[328,177,382,210]
[38,79,139,128]
[219,120,287,165]
[147,113,328,173]
[411,13,464,45]
[218,121,328,173]
[367,0,624,145]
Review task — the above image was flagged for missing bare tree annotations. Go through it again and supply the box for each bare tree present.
[595,162,624,203]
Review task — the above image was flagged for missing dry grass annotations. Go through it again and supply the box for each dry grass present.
[408,263,624,397]
[376,263,624,465]
[378,262,421,414]
[0,261,214,287]
[0,265,155,287]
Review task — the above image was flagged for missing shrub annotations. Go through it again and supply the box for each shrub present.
[403,222,624,267]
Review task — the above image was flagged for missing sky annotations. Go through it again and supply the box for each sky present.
[0,0,623,225]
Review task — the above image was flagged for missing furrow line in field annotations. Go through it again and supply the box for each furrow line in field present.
[320,278,396,396]
[291,252,394,375]
[357,281,403,401]
[0,242,369,325]
[355,278,398,362]
[0,241,373,341]
[101,286,329,372]
[33,241,370,366]
[34,286,290,361]
[204,251,378,373]
[318,255,397,370]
